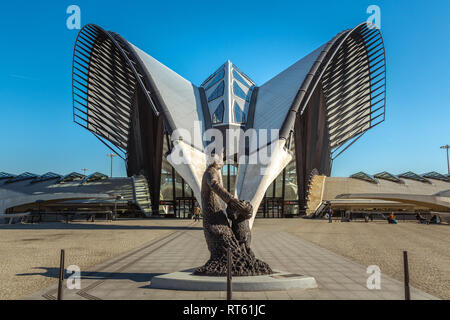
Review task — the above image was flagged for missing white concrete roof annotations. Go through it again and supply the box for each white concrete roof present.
[131,44,206,150]
[253,45,326,133]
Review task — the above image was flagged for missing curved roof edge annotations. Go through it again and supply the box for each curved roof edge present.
[72,24,170,159]
[279,23,386,157]
[72,24,209,154]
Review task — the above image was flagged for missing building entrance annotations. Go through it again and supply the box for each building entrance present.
[263,197,283,218]
[175,197,198,219]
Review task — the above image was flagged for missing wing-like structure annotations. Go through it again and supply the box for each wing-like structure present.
[237,23,386,227]
[253,45,327,135]
[249,23,385,154]
[72,25,208,213]
[130,44,206,150]
[72,22,386,225]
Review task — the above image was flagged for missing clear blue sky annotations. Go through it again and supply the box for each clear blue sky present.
[0,0,449,177]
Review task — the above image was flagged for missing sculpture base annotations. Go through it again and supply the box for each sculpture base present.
[150,269,317,291]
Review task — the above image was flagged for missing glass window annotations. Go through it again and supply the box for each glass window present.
[273,172,283,198]
[221,165,238,194]
[350,172,378,183]
[398,171,431,183]
[205,69,225,91]
[208,80,224,102]
[6,172,39,183]
[160,167,173,201]
[422,171,450,182]
[234,102,246,124]
[373,171,403,183]
[56,172,85,184]
[174,172,184,198]
[221,166,228,191]
[284,135,298,200]
[265,181,275,197]
[284,161,298,200]
[0,172,15,180]
[229,165,237,194]
[212,101,224,124]
[160,138,174,208]
[233,81,249,101]
[233,70,250,88]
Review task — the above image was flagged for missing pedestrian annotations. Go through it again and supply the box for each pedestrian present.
[328,208,333,223]
[193,206,201,222]
[387,212,398,224]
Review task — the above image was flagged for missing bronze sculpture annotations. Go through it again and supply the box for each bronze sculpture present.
[194,157,272,276]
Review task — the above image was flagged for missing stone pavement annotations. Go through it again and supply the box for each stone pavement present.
[26,221,438,300]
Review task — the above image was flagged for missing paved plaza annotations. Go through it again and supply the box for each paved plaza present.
[25,220,438,300]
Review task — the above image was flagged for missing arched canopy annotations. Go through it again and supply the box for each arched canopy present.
[71,22,387,222]
[272,22,386,158]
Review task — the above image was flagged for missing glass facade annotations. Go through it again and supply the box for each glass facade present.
[5,172,38,183]
[207,80,224,102]
[158,135,199,218]
[233,70,251,88]
[350,172,378,184]
[260,134,300,217]
[233,102,246,124]
[204,69,225,91]
[31,172,62,183]
[211,101,224,124]
[398,171,430,183]
[233,81,249,101]
[374,171,403,183]
[221,164,238,194]
[156,132,302,219]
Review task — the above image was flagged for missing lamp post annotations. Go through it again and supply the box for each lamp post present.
[440,145,450,174]
[107,153,117,177]
[81,168,88,175]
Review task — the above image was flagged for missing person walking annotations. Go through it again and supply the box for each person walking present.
[328,208,333,223]
[193,206,201,222]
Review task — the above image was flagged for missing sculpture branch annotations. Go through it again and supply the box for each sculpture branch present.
[194,162,272,276]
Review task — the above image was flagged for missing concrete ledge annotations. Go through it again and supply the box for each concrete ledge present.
[150,269,317,291]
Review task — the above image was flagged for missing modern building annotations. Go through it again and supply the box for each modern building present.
[1,23,448,223]
[71,22,387,224]
[306,171,450,219]
[0,172,151,223]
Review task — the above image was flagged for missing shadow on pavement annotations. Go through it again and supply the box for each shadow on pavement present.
[17,267,163,283]
[0,222,202,231]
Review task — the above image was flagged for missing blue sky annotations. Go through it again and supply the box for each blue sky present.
[0,0,449,177]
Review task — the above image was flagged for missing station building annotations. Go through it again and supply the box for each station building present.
[2,22,448,223]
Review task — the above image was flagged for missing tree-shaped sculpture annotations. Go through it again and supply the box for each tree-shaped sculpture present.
[194,159,272,276]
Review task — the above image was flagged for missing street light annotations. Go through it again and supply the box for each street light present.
[107,153,117,177]
[81,168,88,175]
[440,145,450,174]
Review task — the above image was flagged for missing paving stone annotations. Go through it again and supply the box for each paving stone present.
[25,224,438,300]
